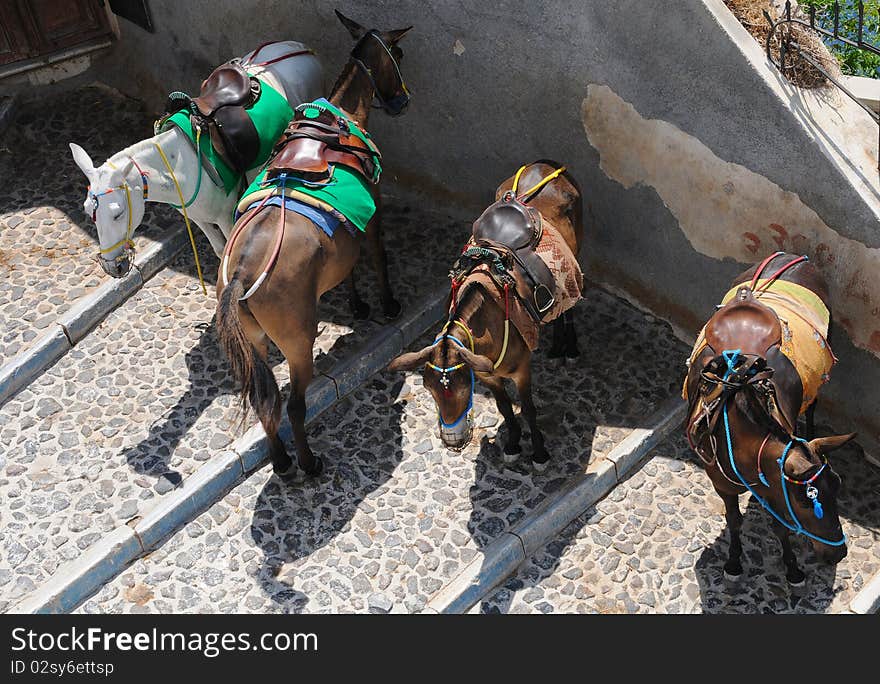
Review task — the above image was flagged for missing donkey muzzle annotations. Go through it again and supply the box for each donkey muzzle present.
[99,253,132,278]
[438,414,473,451]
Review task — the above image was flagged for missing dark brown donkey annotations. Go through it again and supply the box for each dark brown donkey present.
[388,161,584,469]
[684,251,855,585]
[216,11,412,478]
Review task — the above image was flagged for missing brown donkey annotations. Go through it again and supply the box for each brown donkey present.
[216,11,412,478]
[388,161,584,468]
[683,251,855,585]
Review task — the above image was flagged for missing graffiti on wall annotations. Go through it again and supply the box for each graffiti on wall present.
[581,84,880,355]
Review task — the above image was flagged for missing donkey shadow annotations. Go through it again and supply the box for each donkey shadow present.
[693,435,880,614]
[120,286,367,486]
[246,377,407,612]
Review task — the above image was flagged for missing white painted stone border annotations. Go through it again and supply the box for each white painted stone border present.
[9,285,449,614]
[0,230,189,406]
[423,398,687,614]
[849,568,880,614]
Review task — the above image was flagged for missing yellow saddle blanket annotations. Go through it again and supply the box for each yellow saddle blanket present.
[684,278,835,414]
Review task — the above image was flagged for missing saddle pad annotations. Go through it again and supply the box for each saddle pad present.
[236,195,355,239]
[457,219,583,351]
[683,278,834,413]
[238,164,376,232]
[160,77,293,194]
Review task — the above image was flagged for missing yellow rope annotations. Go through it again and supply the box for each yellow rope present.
[511,164,567,199]
[98,184,134,255]
[494,319,509,370]
[154,140,207,296]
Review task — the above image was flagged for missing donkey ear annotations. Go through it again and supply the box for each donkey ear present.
[808,433,857,456]
[456,346,494,374]
[69,142,96,179]
[387,345,433,372]
[335,9,365,40]
[385,26,413,43]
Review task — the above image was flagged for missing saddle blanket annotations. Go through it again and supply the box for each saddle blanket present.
[158,76,293,194]
[683,278,835,414]
[459,218,583,350]
[237,163,375,232]
[235,195,356,238]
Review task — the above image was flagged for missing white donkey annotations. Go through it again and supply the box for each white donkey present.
[70,41,324,278]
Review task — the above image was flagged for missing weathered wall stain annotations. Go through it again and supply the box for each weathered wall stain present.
[582,84,880,355]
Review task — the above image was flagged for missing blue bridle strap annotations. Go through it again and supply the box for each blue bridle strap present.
[722,402,845,547]
[427,334,475,429]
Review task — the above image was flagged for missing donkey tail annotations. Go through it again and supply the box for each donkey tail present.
[216,279,281,432]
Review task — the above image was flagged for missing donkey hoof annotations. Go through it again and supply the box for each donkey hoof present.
[532,457,550,473]
[302,456,324,477]
[351,301,371,320]
[723,569,743,583]
[547,346,565,359]
[274,462,298,479]
[502,447,521,465]
[383,299,402,321]
[787,573,806,588]
[565,345,581,359]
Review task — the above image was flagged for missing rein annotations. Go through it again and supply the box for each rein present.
[712,349,844,547]
[154,141,207,295]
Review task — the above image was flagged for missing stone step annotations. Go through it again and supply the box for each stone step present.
[71,288,690,614]
[476,431,880,614]
[0,197,468,613]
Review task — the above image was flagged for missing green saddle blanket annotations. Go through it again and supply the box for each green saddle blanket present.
[157,77,293,195]
[238,164,376,232]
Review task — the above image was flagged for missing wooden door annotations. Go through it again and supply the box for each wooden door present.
[0,0,111,66]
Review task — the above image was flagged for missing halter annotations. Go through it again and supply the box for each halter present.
[87,155,150,263]
[427,322,476,430]
[426,284,511,431]
[718,349,845,547]
[351,31,410,116]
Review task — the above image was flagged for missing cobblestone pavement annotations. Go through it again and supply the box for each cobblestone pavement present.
[0,85,176,365]
[73,289,688,613]
[0,196,466,611]
[477,432,880,614]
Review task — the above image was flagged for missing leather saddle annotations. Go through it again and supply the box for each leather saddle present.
[693,287,798,435]
[705,287,782,357]
[165,60,261,175]
[266,103,381,184]
[467,192,556,322]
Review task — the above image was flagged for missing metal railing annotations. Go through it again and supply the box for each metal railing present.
[763,1,879,167]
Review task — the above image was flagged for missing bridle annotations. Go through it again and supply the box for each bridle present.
[351,30,410,116]
[698,349,845,547]
[86,156,149,266]
[426,283,511,444]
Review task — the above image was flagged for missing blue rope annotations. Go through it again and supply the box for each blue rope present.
[431,335,474,429]
[722,402,845,547]
[721,349,741,381]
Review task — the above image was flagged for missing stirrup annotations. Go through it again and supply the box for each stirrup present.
[534,284,555,313]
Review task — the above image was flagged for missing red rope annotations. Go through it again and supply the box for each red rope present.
[242,41,314,67]
[755,255,808,293]
[749,251,784,290]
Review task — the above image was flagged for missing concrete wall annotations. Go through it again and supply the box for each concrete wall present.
[87,0,879,452]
